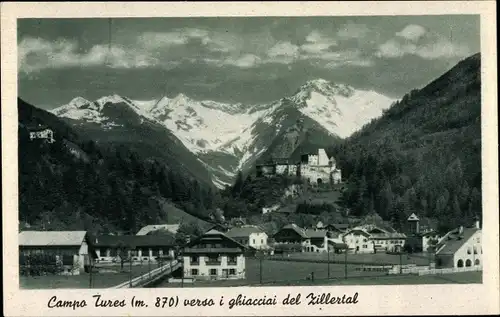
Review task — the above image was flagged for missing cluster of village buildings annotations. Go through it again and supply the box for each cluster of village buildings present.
[256,148,342,185]
[19,212,482,281]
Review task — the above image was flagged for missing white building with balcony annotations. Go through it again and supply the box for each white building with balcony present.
[182,229,247,280]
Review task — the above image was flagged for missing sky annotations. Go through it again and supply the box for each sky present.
[17,15,480,109]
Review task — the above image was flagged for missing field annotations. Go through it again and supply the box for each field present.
[19,263,161,289]
[268,252,432,266]
[156,257,481,288]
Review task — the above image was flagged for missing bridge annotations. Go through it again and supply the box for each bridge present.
[110,260,182,288]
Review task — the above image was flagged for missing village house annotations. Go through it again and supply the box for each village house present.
[136,224,180,236]
[273,224,347,254]
[435,220,482,269]
[28,125,55,143]
[366,227,406,253]
[94,235,176,264]
[342,225,406,254]
[19,231,97,275]
[226,225,269,251]
[182,229,247,280]
[342,228,374,253]
[315,222,350,236]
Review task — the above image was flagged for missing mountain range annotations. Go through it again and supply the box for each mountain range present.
[50,79,395,187]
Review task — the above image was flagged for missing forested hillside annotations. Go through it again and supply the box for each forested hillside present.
[329,53,482,233]
[18,98,217,235]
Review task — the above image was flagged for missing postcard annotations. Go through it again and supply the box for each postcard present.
[2,1,499,316]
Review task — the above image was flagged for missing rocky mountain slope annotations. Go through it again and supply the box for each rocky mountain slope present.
[51,79,395,187]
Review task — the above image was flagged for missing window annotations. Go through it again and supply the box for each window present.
[229,269,236,275]
[191,269,198,276]
[363,238,368,242]
[457,259,464,267]
[222,269,229,277]
[473,246,478,254]
[261,239,263,244]
[253,239,256,244]
[475,259,480,266]
[227,256,237,264]
[362,245,367,249]
[465,259,472,267]
[467,247,472,254]
[210,269,217,276]
[190,256,199,264]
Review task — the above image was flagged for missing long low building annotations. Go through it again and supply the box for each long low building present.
[19,230,97,275]
[94,235,176,264]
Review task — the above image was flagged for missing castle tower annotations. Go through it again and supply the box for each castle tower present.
[407,213,420,234]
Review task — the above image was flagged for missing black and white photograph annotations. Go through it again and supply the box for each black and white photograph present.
[15,13,486,289]
[2,1,499,316]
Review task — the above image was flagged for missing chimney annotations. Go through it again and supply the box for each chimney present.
[459,226,464,235]
[475,219,480,229]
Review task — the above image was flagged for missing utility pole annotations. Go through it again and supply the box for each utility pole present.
[259,252,263,285]
[344,247,348,279]
[129,251,132,287]
[399,251,403,274]
[89,258,93,288]
[327,243,330,279]
[180,248,184,288]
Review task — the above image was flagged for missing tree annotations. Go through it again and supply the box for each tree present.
[232,170,244,198]
[114,241,131,270]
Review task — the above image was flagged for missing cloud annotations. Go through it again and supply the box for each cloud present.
[223,54,261,68]
[337,23,370,39]
[396,24,427,41]
[375,37,471,60]
[137,28,211,49]
[267,41,300,64]
[302,30,337,51]
[18,37,160,73]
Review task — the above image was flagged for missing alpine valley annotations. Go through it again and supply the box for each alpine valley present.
[50,79,395,188]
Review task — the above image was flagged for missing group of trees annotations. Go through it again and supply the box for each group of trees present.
[328,54,482,234]
[19,128,217,236]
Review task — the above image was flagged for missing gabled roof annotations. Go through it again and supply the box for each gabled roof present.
[304,229,328,238]
[185,229,247,250]
[19,231,88,247]
[94,235,175,248]
[343,228,371,237]
[278,224,308,238]
[323,223,349,231]
[136,224,180,236]
[407,213,420,221]
[436,228,480,255]
[226,226,266,238]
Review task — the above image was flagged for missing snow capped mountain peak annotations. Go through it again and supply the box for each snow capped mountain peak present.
[294,79,355,101]
[96,94,130,107]
[68,96,91,108]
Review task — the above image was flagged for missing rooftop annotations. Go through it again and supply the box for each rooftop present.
[94,235,176,248]
[19,231,88,247]
[436,227,480,255]
[226,226,265,238]
[136,224,180,236]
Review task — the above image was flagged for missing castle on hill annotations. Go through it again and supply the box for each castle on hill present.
[255,148,342,185]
